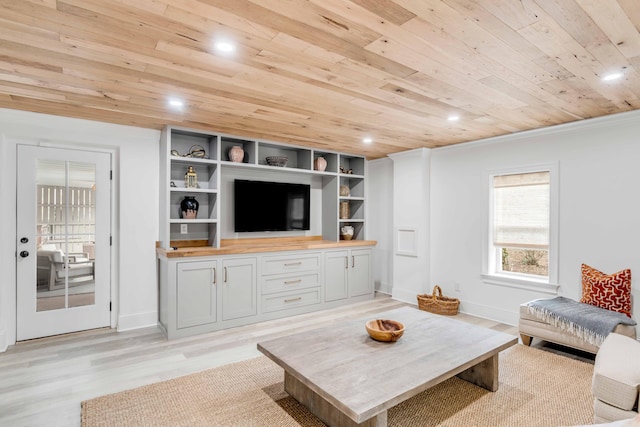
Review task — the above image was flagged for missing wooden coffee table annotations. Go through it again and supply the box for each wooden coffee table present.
[257,306,517,427]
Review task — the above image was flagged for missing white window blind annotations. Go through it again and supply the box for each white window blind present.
[493,171,549,249]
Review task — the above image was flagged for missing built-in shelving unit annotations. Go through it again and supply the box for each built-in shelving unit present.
[159,126,367,249]
[337,153,366,241]
[159,126,372,340]
[160,128,221,249]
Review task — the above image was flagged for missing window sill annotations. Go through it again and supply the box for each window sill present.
[481,274,559,295]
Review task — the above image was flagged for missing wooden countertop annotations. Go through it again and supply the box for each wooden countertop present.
[157,236,377,258]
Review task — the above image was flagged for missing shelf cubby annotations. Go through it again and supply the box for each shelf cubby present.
[221,137,256,164]
[170,130,218,160]
[338,154,365,176]
[169,192,218,221]
[339,176,364,198]
[312,151,338,173]
[341,199,364,220]
[258,142,312,170]
[339,221,365,241]
[169,161,218,190]
[169,222,217,245]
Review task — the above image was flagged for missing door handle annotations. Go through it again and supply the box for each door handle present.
[352,256,355,268]
[212,267,216,285]
[224,267,228,283]
[20,250,29,258]
[20,237,29,244]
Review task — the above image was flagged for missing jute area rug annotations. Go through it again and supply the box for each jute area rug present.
[81,344,594,426]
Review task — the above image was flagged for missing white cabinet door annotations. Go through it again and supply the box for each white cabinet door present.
[324,250,348,302]
[222,257,257,321]
[177,260,217,329]
[349,249,372,297]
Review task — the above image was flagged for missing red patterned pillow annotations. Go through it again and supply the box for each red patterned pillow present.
[580,263,632,317]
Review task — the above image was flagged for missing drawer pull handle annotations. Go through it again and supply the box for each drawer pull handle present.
[284,279,302,285]
[284,297,302,303]
[284,262,302,267]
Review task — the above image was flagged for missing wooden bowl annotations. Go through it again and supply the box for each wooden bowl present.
[365,319,405,342]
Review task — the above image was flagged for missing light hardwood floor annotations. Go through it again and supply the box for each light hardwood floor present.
[0,294,519,427]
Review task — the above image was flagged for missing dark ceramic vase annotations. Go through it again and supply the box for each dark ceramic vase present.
[180,196,199,219]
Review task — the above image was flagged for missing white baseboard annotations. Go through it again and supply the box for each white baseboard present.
[392,287,419,305]
[459,300,518,326]
[375,281,392,295]
[117,310,158,332]
[388,289,519,327]
[0,330,7,353]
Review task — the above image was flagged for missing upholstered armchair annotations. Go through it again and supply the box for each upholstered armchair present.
[592,333,640,423]
[37,244,94,290]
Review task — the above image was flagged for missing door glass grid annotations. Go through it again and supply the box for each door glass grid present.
[36,160,96,311]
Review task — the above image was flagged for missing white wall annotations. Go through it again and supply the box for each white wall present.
[429,110,640,327]
[388,149,431,303]
[367,158,393,294]
[0,109,160,350]
[368,110,640,332]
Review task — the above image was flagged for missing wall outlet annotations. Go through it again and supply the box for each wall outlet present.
[454,282,460,292]
[180,224,188,234]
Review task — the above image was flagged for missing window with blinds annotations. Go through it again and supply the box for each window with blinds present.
[492,171,550,278]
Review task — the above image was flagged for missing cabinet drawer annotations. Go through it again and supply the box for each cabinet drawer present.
[261,288,321,313]
[261,253,320,275]
[261,272,320,295]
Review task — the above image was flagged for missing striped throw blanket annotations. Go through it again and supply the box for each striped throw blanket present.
[526,296,636,346]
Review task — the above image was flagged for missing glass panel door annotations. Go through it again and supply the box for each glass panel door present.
[17,145,111,341]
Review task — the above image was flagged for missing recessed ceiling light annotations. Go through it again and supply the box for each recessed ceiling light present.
[448,115,460,121]
[602,72,623,82]
[168,98,184,109]
[363,137,373,144]
[215,41,235,53]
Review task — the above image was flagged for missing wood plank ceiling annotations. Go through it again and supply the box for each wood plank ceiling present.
[0,0,639,159]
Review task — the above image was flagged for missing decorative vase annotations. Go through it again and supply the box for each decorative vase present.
[339,185,350,197]
[180,196,199,219]
[228,146,244,162]
[339,201,350,219]
[314,156,327,172]
[341,225,354,240]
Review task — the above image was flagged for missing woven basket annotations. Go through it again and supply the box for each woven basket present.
[417,285,460,316]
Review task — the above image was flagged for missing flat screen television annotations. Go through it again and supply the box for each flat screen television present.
[234,179,311,232]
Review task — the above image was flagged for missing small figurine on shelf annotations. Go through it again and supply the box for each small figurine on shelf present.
[339,166,354,175]
[184,166,198,188]
[188,144,206,158]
